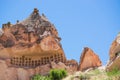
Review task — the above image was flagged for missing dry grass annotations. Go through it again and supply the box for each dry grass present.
[63,68,120,80]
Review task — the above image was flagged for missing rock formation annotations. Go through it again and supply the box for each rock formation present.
[0,8,66,68]
[78,47,102,71]
[0,59,71,80]
[65,59,78,72]
[0,8,79,80]
[106,33,120,71]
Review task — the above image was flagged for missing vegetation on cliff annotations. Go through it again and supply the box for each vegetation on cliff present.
[32,69,67,80]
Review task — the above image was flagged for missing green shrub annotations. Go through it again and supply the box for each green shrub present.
[32,74,51,80]
[60,69,67,77]
[49,69,67,80]
[107,67,120,77]
[79,74,90,80]
[32,69,67,80]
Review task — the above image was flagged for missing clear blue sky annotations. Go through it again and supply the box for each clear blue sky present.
[0,0,120,65]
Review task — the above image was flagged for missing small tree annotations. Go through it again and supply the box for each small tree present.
[49,69,67,80]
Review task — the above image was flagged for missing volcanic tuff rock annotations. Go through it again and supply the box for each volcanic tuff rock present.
[78,47,102,71]
[0,8,79,80]
[0,8,66,68]
[65,59,78,72]
[0,59,78,80]
[107,33,120,71]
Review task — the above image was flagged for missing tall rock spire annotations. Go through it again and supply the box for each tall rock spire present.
[78,47,102,71]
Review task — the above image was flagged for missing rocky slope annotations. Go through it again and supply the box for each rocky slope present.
[63,66,120,80]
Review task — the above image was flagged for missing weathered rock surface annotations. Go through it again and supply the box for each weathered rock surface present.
[17,68,29,80]
[107,33,120,71]
[36,64,51,75]
[6,68,17,80]
[0,8,80,80]
[0,8,66,68]
[0,59,78,80]
[65,59,78,72]
[51,61,67,69]
[0,8,71,80]
[78,47,102,71]
[0,60,8,80]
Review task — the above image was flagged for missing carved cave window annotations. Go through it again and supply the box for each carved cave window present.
[35,60,37,66]
[10,53,65,67]
[50,56,53,61]
[11,59,13,64]
[18,63,20,66]
[32,60,34,66]
[38,60,40,65]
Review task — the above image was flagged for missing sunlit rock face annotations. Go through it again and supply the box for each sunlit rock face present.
[78,47,102,71]
[107,33,120,71]
[0,8,66,68]
[0,8,81,80]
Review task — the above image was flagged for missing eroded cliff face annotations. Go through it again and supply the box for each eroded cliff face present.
[0,60,73,80]
[0,9,79,80]
[0,8,66,68]
[107,33,120,71]
[78,47,102,71]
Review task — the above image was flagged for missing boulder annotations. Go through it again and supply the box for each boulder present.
[78,47,102,71]
[66,59,78,72]
[0,32,15,48]
[36,64,51,76]
[27,69,35,78]
[17,68,29,80]
[51,61,67,69]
